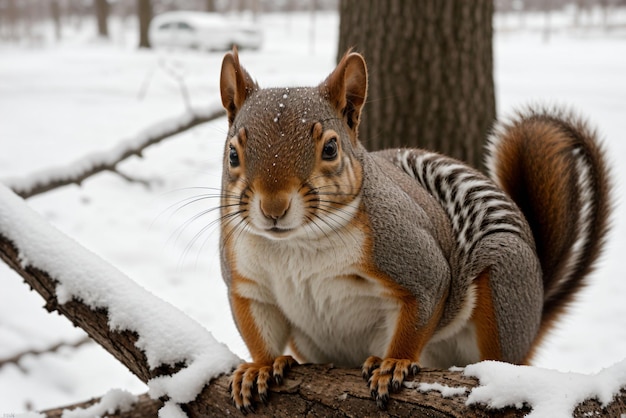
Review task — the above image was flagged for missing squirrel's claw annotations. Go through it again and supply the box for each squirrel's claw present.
[256,366,271,404]
[230,363,258,413]
[361,355,382,380]
[273,355,297,384]
[230,356,298,411]
[363,357,421,409]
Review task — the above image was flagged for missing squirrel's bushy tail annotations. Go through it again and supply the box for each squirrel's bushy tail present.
[485,107,611,333]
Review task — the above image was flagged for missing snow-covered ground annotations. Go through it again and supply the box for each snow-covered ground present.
[1,9,626,414]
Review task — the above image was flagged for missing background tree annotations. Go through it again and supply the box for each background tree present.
[6,0,18,39]
[137,0,152,48]
[51,0,61,40]
[338,0,495,169]
[95,0,109,38]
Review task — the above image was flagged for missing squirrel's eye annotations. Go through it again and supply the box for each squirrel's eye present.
[322,138,338,161]
[229,145,240,167]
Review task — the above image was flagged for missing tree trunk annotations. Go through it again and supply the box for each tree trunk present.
[137,0,152,48]
[205,0,217,12]
[50,0,62,41]
[95,0,109,38]
[337,0,495,169]
[4,0,18,40]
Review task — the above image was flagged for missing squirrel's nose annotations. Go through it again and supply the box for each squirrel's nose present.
[260,196,291,221]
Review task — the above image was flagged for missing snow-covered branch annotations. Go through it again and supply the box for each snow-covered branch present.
[43,364,626,418]
[2,105,225,199]
[0,184,240,414]
[1,184,625,417]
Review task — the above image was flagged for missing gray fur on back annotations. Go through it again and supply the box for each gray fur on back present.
[359,151,454,328]
[371,148,543,363]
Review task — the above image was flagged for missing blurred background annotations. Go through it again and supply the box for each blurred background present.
[1,0,625,414]
[1,0,625,51]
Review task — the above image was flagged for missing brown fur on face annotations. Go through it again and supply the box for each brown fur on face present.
[219,51,368,240]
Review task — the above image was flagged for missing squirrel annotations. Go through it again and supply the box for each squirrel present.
[218,49,611,412]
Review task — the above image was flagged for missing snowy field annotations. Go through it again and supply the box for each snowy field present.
[1,9,626,414]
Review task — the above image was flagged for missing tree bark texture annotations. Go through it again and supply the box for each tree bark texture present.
[43,365,626,418]
[137,0,152,48]
[2,225,625,416]
[337,0,495,169]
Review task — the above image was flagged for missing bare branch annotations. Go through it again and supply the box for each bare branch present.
[138,59,193,112]
[112,168,156,189]
[0,336,91,370]
[3,105,224,199]
[159,59,193,112]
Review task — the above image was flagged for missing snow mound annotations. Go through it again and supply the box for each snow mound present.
[465,359,626,417]
[61,389,137,418]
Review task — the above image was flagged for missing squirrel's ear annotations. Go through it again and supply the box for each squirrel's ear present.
[320,51,368,134]
[220,47,257,126]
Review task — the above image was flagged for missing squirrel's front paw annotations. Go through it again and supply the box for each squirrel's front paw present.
[229,355,297,413]
[362,356,421,409]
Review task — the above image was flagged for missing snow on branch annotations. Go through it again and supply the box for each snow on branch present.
[2,104,225,199]
[0,184,240,414]
[1,184,626,417]
[42,364,626,418]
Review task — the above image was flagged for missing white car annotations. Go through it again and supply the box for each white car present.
[149,11,262,52]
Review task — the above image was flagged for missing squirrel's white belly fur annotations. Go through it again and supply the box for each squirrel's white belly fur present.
[233,225,400,367]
